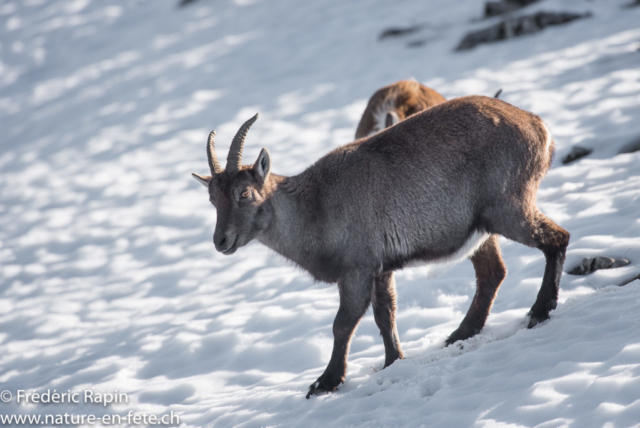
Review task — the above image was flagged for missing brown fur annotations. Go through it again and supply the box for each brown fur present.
[355,80,447,139]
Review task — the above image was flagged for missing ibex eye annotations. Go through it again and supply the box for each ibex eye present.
[241,189,251,199]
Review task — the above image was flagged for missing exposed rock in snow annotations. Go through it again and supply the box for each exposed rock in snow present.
[457,11,591,51]
[562,145,592,164]
[567,257,630,275]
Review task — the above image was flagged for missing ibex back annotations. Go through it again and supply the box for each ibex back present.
[192,95,570,398]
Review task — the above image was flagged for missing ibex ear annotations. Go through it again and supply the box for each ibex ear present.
[191,173,211,188]
[253,148,271,182]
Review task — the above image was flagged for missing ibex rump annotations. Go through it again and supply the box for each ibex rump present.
[192,96,569,398]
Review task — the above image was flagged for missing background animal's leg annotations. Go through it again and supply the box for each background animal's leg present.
[490,209,569,329]
[373,272,404,367]
[446,234,506,346]
[307,272,373,398]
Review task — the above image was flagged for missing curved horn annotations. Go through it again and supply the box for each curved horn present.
[226,113,259,172]
[207,130,222,175]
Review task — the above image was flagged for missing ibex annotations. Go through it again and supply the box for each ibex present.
[356,79,503,139]
[355,80,447,139]
[192,96,569,398]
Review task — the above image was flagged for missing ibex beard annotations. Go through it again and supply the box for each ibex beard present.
[192,96,569,399]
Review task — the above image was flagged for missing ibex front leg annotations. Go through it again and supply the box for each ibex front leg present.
[306,271,372,398]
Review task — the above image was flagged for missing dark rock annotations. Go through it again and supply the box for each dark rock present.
[624,0,640,8]
[379,25,422,41]
[562,146,592,164]
[457,11,591,51]
[568,257,630,275]
[619,137,640,154]
[485,0,540,18]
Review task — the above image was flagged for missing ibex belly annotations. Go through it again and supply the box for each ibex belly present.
[404,230,490,269]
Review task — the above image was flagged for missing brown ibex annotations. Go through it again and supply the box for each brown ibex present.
[356,80,503,139]
[192,96,569,398]
[355,80,447,139]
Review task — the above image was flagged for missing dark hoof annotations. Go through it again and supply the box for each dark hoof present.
[527,312,550,329]
[528,300,556,329]
[445,325,481,346]
[306,373,342,399]
[383,353,403,369]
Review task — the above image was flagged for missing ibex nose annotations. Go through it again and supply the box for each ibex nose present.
[214,232,236,254]
[214,234,226,250]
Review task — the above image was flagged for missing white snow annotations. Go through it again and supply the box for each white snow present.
[1,0,640,427]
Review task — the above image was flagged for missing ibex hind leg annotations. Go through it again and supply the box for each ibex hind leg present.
[446,234,507,346]
[373,272,404,366]
[490,208,569,328]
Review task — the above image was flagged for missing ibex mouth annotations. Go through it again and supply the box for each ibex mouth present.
[220,236,239,255]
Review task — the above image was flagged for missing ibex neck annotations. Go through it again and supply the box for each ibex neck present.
[257,173,318,266]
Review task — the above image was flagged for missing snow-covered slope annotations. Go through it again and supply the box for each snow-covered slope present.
[1,0,639,427]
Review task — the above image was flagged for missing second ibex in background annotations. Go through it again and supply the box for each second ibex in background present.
[356,79,502,139]
[355,80,447,139]
[193,94,569,399]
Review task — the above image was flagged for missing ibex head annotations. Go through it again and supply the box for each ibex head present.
[192,113,273,255]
